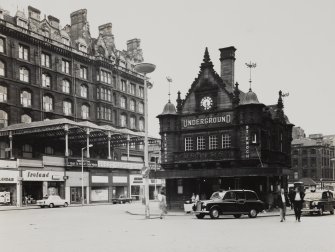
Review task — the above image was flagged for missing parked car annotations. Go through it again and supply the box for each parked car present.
[112,195,132,204]
[192,190,265,219]
[302,190,335,216]
[36,195,69,208]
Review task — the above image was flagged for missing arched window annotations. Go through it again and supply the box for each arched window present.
[0,85,7,102]
[62,79,70,93]
[138,102,144,114]
[130,99,135,111]
[42,73,51,88]
[21,114,32,123]
[21,90,32,107]
[120,113,127,127]
[22,144,32,158]
[129,116,136,129]
[81,84,88,98]
[139,118,144,131]
[43,95,53,112]
[0,110,8,128]
[81,104,89,119]
[19,67,29,82]
[0,60,5,76]
[63,100,72,116]
[120,96,126,109]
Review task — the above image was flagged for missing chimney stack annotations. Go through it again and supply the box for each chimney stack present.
[219,46,236,92]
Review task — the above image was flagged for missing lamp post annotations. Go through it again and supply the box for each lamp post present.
[82,144,93,206]
[134,62,156,219]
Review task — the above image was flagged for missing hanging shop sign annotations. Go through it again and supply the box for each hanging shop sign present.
[181,112,232,129]
[0,170,19,183]
[22,171,64,181]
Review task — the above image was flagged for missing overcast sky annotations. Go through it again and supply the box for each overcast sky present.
[2,0,335,137]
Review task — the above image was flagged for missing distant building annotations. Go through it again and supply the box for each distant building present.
[291,134,335,182]
[292,126,305,140]
[156,47,294,209]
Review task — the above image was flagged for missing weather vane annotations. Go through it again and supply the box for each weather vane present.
[245,61,257,90]
[166,76,173,102]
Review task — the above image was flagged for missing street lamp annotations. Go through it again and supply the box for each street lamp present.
[134,62,156,219]
[82,144,93,206]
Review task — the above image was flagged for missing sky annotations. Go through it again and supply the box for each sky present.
[1,0,335,137]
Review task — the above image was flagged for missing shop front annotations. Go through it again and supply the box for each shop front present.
[65,171,89,204]
[112,175,128,199]
[90,173,109,203]
[0,170,19,205]
[22,170,65,203]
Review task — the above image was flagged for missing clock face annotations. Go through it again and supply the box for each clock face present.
[200,96,213,110]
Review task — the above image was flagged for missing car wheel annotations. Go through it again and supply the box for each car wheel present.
[248,209,258,218]
[49,203,54,208]
[209,207,220,219]
[234,214,242,218]
[64,202,68,207]
[195,213,205,219]
[330,209,334,215]
[318,208,323,216]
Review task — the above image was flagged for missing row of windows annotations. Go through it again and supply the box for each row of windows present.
[184,135,232,151]
[98,108,145,130]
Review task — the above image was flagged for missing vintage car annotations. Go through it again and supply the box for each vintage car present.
[36,195,69,208]
[192,190,265,219]
[302,190,335,215]
[111,195,132,204]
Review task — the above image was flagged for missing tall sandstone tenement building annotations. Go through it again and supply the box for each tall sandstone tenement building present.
[156,47,294,209]
[0,6,164,206]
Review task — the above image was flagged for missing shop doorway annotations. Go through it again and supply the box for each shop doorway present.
[22,181,43,203]
[70,187,87,204]
[113,186,128,198]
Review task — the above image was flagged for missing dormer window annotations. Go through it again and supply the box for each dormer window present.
[17,19,28,29]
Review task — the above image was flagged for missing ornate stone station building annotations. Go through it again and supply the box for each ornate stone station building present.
[156,47,294,209]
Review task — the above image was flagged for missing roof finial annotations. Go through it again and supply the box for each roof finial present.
[245,61,257,91]
[204,47,210,63]
[200,47,214,70]
[166,76,173,103]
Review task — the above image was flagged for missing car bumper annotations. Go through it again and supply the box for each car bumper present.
[301,207,320,212]
[194,210,209,214]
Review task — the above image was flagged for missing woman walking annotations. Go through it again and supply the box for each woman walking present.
[158,188,167,219]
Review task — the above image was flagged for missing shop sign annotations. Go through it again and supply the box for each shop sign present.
[22,171,64,181]
[67,158,98,167]
[0,170,19,183]
[91,176,109,183]
[98,160,143,170]
[112,176,128,184]
[181,113,232,129]
[245,125,250,158]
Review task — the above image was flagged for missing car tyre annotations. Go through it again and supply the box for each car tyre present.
[209,207,220,219]
[330,209,334,215]
[195,213,205,219]
[49,203,54,208]
[64,202,68,207]
[248,209,258,218]
[234,214,242,218]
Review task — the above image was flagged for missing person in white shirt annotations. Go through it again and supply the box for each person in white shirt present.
[276,188,290,222]
[293,187,305,222]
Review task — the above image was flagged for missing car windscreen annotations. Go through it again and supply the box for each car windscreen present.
[210,192,223,200]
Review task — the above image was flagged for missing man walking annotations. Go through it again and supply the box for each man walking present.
[276,188,290,222]
[293,187,305,222]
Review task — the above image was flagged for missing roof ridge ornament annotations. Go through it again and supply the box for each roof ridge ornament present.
[200,47,214,70]
[166,76,173,103]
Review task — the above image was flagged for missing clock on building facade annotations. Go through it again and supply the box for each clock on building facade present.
[200,96,213,110]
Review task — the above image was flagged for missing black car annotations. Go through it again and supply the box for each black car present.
[193,190,265,219]
[302,190,335,216]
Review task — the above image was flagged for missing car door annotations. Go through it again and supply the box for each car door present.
[222,191,237,213]
[235,191,247,213]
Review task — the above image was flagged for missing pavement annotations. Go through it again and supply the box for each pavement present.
[1,200,294,217]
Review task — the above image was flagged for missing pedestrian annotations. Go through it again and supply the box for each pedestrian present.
[195,194,199,202]
[157,189,167,219]
[276,188,290,222]
[288,188,295,209]
[191,193,196,203]
[293,187,305,222]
